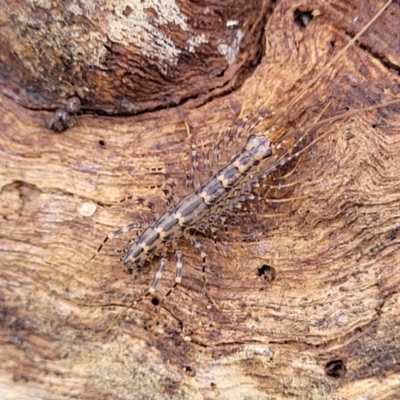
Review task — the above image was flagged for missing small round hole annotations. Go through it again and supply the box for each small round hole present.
[257,265,276,281]
[325,360,346,378]
[99,139,106,147]
[151,296,160,306]
[183,365,196,377]
[294,9,313,28]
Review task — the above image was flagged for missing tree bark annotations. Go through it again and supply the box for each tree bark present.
[1,0,400,399]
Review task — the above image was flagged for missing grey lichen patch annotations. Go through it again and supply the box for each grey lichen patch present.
[13,4,108,75]
[218,29,246,65]
[18,0,208,77]
[68,0,208,71]
[29,0,52,9]
[187,34,208,53]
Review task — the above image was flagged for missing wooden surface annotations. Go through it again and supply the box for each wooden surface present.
[0,0,267,113]
[1,0,400,399]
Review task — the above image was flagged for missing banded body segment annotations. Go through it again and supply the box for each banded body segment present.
[124,211,180,267]
[199,134,272,205]
[123,134,273,270]
[173,194,208,227]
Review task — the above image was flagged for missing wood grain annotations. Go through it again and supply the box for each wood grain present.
[1,0,399,399]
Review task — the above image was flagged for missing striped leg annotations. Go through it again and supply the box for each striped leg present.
[161,172,178,207]
[100,195,156,213]
[104,257,166,333]
[85,222,140,265]
[184,120,201,188]
[189,237,220,310]
[146,257,167,296]
[197,221,218,239]
[219,128,232,166]
[202,146,211,177]
[208,213,229,241]
[105,250,186,332]
[191,142,200,188]
[212,128,233,169]
[188,237,207,291]
[227,119,245,157]
[212,133,220,168]
[156,250,183,312]
[182,151,194,190]
[228,114,263,157]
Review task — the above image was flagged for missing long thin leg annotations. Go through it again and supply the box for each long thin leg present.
[161,172,178,207]
[213,132,220,168]
[100,195,156,213]
[109,249,184,329]
[188,237,207,290]
[243,194,307,203]
[191,142,200,188]
[85,222,141,265]
[182,151,194,190]
[147,257,167,295]
[203,146,211,177]
[105,257,167,333]
[183,120,201,188]
[187,236,220,310]
[229,114,263,156]
[157,250,183,311]
[196,221,218,240]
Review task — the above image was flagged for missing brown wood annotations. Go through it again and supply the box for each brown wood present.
[0,0,267,114]
[1,0,400,399]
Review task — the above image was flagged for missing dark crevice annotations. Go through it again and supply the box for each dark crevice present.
[293,9,314,28]
[345,31,400,75]
[325,359,346,378]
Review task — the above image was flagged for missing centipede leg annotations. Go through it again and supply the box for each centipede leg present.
[208,213,229,242]
[156,250,183,313]
[202,146,211,178]
[161,172,178,207]
[104,257,167,333]
[100,195,156,213]
[85,222,141,265]
[228,113,263,157]
[181,150,194,190]
[187,237,207,287]
[187,237,220,310]
[184,120,201,188]
[197,221,218,240]
[146,257,167,296]
[191,142,200,188]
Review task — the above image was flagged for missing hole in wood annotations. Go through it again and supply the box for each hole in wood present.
[293,9,313,28]
[183,365,196,377]
[151,296,160,306]
[257,264,276,281]
[325,360,346,378]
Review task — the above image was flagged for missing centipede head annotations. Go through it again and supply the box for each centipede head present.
[245,133,273,161]
[123,241,148,269]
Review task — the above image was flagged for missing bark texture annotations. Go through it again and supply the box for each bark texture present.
[1,0,400,399]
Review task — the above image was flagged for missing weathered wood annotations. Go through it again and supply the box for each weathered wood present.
[1,0,400,399]
[0,0,267,114]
